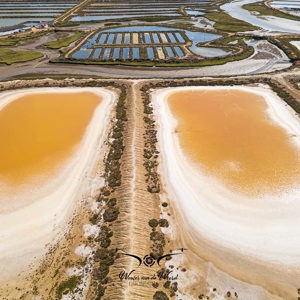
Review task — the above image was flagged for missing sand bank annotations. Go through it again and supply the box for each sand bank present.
[222,0,300,34]
[153,85,300,297]
[291,41,300,51]
[0,87,114,283]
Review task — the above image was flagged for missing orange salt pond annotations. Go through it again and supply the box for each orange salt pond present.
[167,88,300,196]
[0,90,102,185]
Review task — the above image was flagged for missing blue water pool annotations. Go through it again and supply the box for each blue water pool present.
[147,47,154,60]
[72,49,92,59]
[92,48,102,60]
[132,47,140,59]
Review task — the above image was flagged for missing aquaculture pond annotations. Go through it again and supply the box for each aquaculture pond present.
[173,46,185,57]
[71,25,221,61]
[102,48,111,60]
[92,48,102,60]
[122,47,130,59]
[112,48,120,59]
[185,8,205,16]
[270,0,300,10]
[191,46,230,57]
[71,0,214,25]
[147,47,155,60]
[0,18,52,28]
[165,47,175,58]
[0,1,78,28]
[132,47,140,59]
[72,49,92,60]
[71,14,179,22]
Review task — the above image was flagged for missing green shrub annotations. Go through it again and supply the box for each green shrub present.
[107,198,117,207]
[100,237,111,248]
[103,207,119,222]
[56,276,80,298]
[159,219,169,228]
[149,219,159,228]
[96,284,105,299]
[89,214,98,225]
[205,11,258,32]
[153,291,169,300]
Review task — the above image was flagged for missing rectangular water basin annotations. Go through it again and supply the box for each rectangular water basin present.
[92,48,102,60]
[175,32,185,43]
[112,47,120,59]
[132,47,140,59]
[124,33,131,44]
[160,33,168,43]
[152,33,160,44]
[115,33,122,44]
[165,46,175,58]
[72,49,92,60]
[106,33,115,44]
[98,33,107,44]
[167,32,177,43]
[147,47,155,60]
[102,48,111,60]
[144,33,151,43]
[173,46,184,57]
[156,46,165,59]
[122,47,130,59]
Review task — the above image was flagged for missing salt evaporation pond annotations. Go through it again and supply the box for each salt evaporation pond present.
[0,18,52,28]
[155,87,300,296]
[71,14,179,22]
[167,88,300,196]
[0,90,102,185]
[75,25,221,58]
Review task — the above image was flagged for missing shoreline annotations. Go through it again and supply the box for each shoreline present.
[0,87,115,284]
[221,0,300,34]
[153,85,300,298]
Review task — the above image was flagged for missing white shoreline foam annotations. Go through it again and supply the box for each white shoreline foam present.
[153,85,300,266]
[0,87,114,283]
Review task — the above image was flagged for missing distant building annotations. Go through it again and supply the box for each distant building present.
[34,22,49,29]
[18,27,32,33]
[283,6,300,11]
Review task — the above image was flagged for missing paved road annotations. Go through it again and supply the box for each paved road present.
[0,56,296,81]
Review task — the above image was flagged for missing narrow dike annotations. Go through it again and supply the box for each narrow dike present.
[99,81,171,300]
[103,82,162,299]
[86,81,163,299]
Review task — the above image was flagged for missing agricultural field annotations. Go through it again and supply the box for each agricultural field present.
[0,0,79,28]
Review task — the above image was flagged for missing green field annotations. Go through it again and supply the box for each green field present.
[243,2,300,21]
[0,32,47,47]
[268,37,300,61]
[44,31,83,49]
[205,11,259,32]
[0,39,18,46]
[0,48,43,65]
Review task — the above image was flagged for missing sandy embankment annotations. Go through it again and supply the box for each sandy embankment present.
[0,87,115,283]
[153,86,300,299]
[291,41,300,51]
